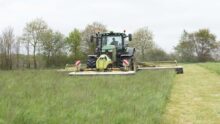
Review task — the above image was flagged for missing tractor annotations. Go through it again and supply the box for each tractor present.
[66,31,184,76]
[86,31,136,71]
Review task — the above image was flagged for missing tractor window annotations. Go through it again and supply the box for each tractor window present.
[102,36,122,49]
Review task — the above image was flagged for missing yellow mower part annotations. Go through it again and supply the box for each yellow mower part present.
[96,54,112,70]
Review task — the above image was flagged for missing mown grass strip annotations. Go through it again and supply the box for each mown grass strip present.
[163,64,220,124]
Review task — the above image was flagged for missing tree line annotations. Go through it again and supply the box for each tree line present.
[174,29,220,62]
[0,19,107,70]
[0,18,220,70]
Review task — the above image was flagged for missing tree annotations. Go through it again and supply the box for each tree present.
[211,42,220,61]
[20,33,31,68]
[51,32,67,66]
[0,27,15,69]
[23,18,48,68]
[194,29,218,61]
[0,35,3,69]
[174,31,196,62]
[15,37,21,68]
[41,29,53,66]
[82,22,107,54]
[175,29,218,62]
[130,27,155,61]
[145,48,169,61]
[41,30,66,67]
[66,29,82,61]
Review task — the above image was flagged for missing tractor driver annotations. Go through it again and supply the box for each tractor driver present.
[110,37,118,46]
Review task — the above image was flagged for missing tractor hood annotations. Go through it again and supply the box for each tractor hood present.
[101,45,115,52]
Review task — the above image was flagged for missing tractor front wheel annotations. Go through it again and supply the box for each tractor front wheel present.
[87,56,96,68]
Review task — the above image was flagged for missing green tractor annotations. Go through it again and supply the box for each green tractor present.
[67,31,184,76]
[87,31,136,71]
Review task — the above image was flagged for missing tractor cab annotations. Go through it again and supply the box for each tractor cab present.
[94,32,132,56]
[101,33,124,50]
[87,31,135,70]
[98,32,126,62]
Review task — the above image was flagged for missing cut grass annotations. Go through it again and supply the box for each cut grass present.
[0,70,175,124]
[163,64,220,124]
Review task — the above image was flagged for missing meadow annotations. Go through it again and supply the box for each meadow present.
[2,63,219,124]
[0,70,175,124]
[198,62,220,74]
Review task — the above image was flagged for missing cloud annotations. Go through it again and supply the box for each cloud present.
[0,0,220,52]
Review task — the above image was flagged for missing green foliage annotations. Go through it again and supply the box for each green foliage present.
[145,48,170,61]
[0,70,175,124]
[66,29,82,61]
[130,27,170,61]
[194,29,217,61]
[175,31,196,62]
[130,27,155,61]
[175,29,219,62]
[82,22,107,54]
[22,18,49,68]
[0,27,14,70]
[41,30,67,67]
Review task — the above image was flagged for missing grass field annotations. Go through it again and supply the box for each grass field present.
[0,70,175,124]
[1,63,219,124]
[163,64,220,124]
[199,62,220,74]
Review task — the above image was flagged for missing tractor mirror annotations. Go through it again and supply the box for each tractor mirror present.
[90,35,94,42]
[128,34,132,41]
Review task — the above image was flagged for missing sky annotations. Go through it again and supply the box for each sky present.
[0,0,220,52]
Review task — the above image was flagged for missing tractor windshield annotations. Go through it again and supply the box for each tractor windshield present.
[102,36,122,49]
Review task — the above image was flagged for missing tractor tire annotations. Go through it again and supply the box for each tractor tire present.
[87,56,96,68]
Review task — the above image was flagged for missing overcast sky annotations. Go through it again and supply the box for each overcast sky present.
[0,0,220,52]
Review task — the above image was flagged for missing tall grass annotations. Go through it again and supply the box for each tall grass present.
[199,62,220,74]
[0,70,175,124]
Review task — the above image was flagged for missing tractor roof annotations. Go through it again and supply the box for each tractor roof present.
[100,32,126,37]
